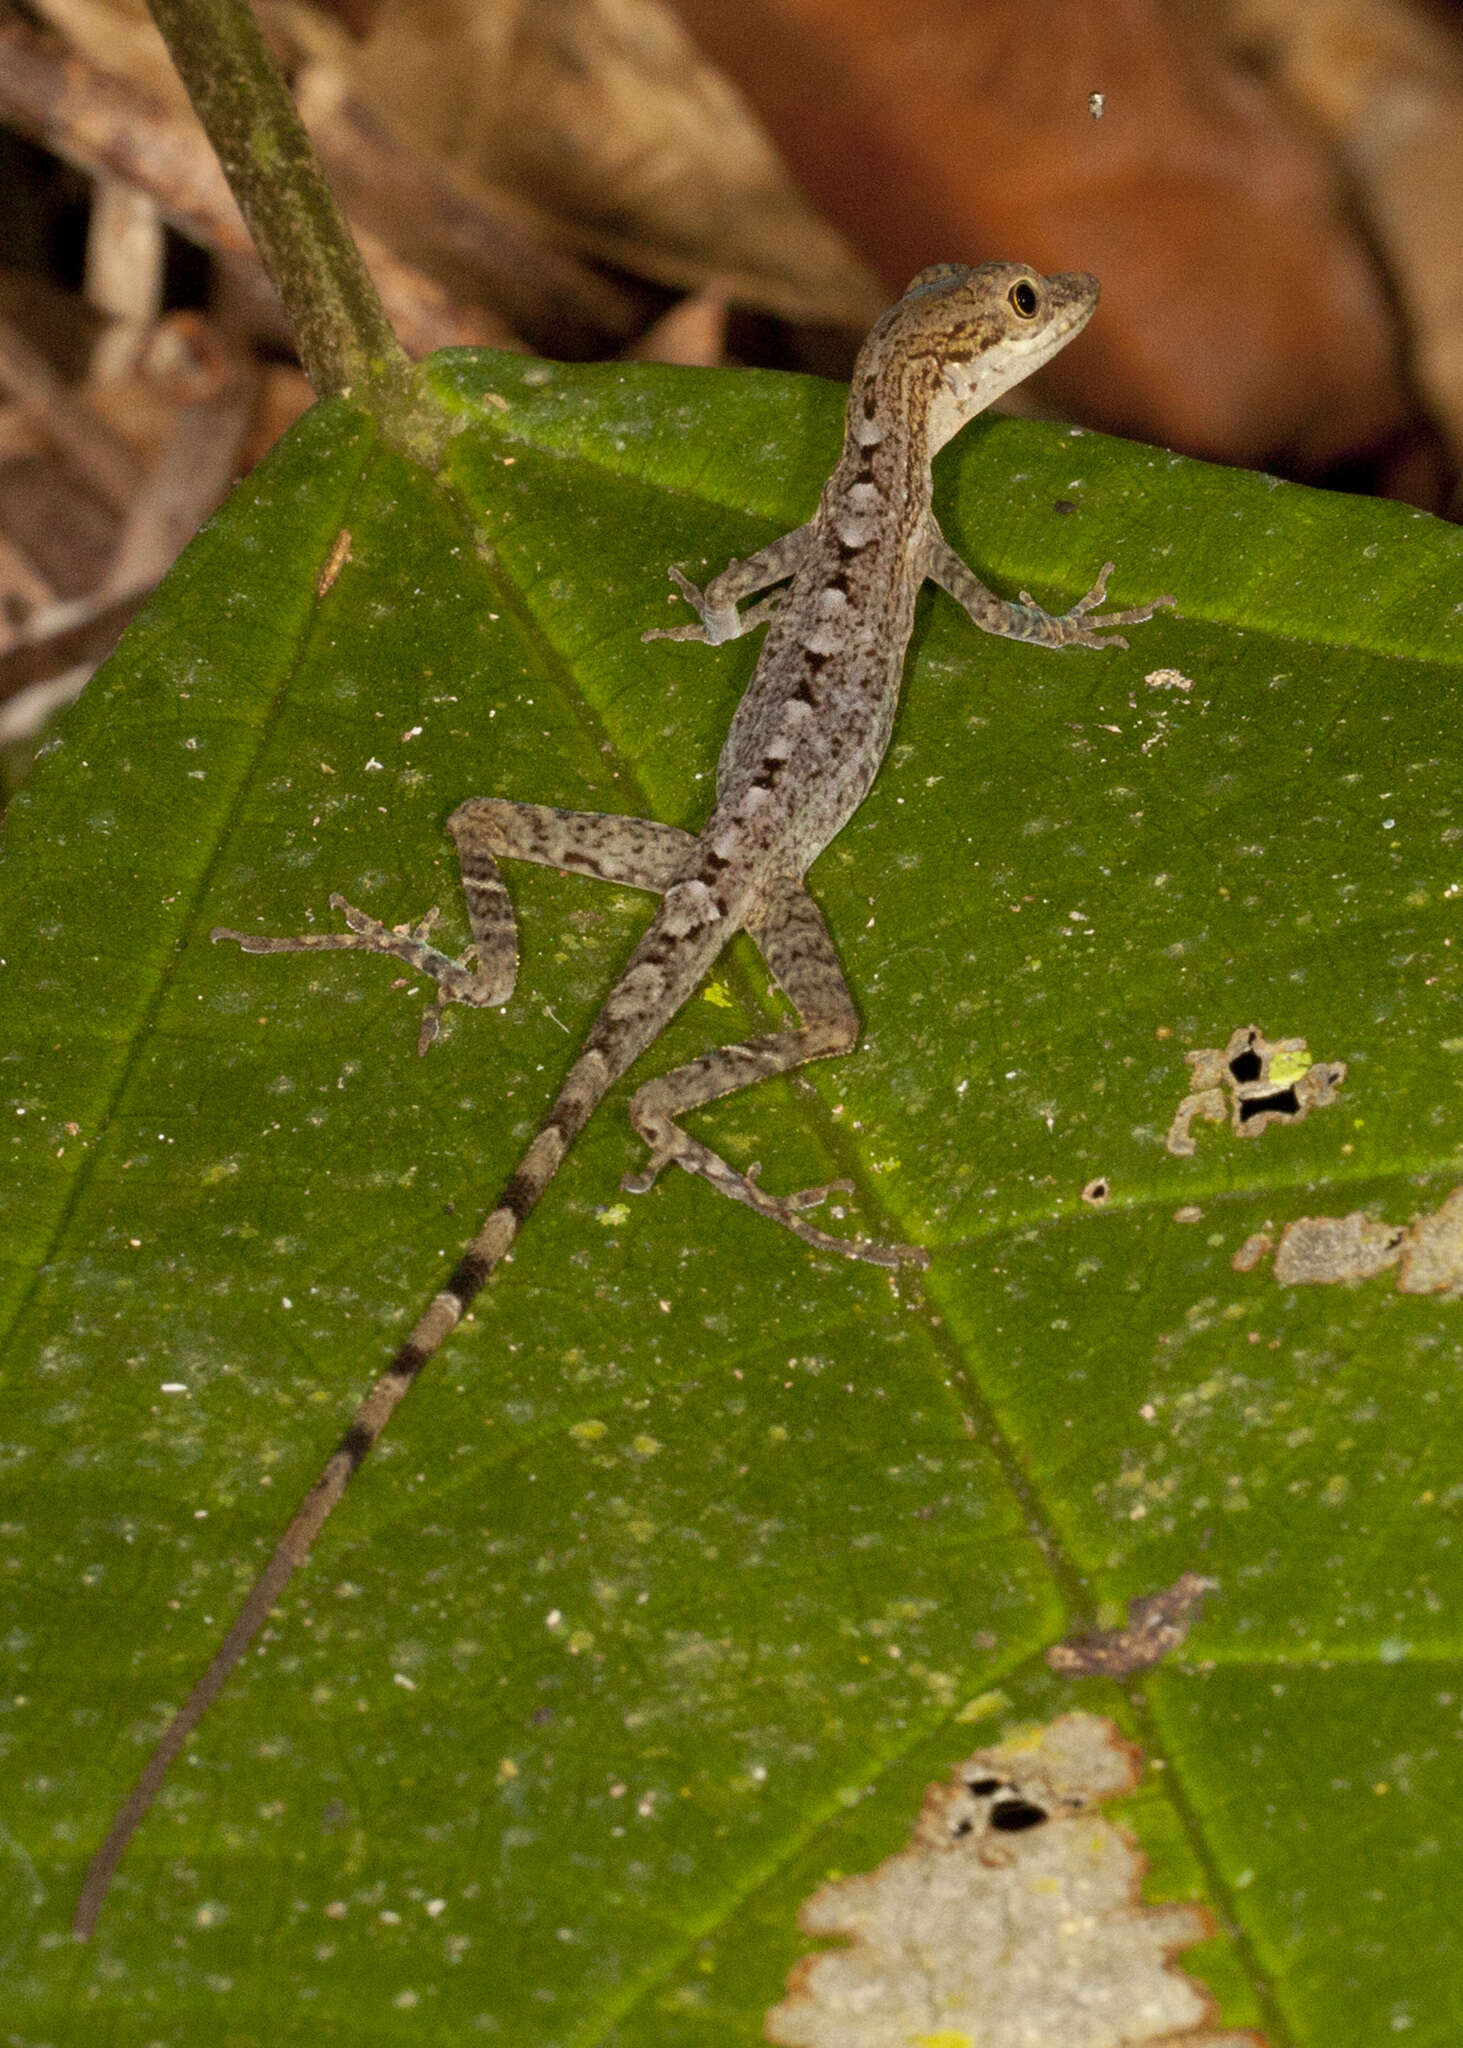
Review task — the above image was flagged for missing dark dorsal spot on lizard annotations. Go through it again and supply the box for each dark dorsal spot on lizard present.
[826,571,852,597]
[834,535,867,563]
[1229,1044,1264,1082]
[989,1797,1048,1832]
[802,650,829,676]
[388,1342,429,1382]
[861,381,878,419]
[1238,1085,1300,1122]
[338,1423,373,1471]
[965,1776,1002,1796]
[446,1249,492,1300]
[497,1172,537,1222]
[790,677,818,704]
[950,1815,975,1838]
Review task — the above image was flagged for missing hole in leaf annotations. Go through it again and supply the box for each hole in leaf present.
[1237,1086,1299,1123]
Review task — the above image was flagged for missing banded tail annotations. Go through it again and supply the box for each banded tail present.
[72,1041,613,1938]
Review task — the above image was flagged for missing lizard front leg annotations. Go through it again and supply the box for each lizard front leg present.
[922,524,1175,650]
[623,872,929,1268]
[642,523,814,645]
[213,801,696,1054]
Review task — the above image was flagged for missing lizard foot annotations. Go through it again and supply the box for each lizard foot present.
[1021,563,1177,651]
[213,894,503,1055]
[623,1132,929,1268]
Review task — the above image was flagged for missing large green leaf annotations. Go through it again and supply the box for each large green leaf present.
[4,343,1461,2043]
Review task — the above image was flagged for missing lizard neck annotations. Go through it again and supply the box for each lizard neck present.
[818,361,938,556]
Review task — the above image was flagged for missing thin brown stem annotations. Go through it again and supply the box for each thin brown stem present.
[144,0,409,411]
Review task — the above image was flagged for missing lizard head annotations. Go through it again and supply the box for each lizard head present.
[856,262,1100,457]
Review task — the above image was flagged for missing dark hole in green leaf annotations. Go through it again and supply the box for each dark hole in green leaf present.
[1229,1046,1264,1082]
[1239,1087,1300,1122]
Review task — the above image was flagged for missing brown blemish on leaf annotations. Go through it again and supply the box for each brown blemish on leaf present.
[1230,1231,1274,1273]
[1166,1025,1345,1157]
[766,1712,1268,2048]
[1239,1185,1463,1296]
[1047,1572,1219,1678]
[1083,1176,1111,1206]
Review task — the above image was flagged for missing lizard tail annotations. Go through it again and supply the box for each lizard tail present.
[73,1042,614,1939]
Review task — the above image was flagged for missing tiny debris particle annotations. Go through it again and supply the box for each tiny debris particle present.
[1172,1204,1204,1224]
[316,528,351,597]
[1047,1572,1219,1678]
[1166,1025,1345,1157]
[1144,667,1194,692]
[766,1713,1266,2048]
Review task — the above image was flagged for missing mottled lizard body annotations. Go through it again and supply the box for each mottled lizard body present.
[75,261,1172,1933]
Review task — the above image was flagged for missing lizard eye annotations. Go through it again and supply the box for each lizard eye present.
[1008,279,1040,318]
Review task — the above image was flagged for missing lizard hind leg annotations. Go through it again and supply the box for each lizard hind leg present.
[212,799,699,1055]
[211,888,512,1057]
[623,873,929,1269]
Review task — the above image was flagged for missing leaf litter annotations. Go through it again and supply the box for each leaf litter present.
[1047,1571,1219,1679]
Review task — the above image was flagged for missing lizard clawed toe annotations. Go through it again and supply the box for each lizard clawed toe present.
[745,1161,856,1214]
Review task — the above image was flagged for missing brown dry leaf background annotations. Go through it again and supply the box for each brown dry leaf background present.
[4,0,1463,763]
[765,1712,1267,2048]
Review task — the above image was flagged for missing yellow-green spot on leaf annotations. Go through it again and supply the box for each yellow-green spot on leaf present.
[200,1160,240,1186]
[597,1203,631,1227]
[569,1419,607,1445]
[631,1434,663,1458]
[954,1690,1010,1725]
[1267,1047,1314,1088]
[702,981,734,1009]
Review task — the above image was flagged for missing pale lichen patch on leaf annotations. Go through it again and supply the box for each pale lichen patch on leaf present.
[1398,1184,1463,1294]
[1243,1184,1463,1295]
[1273,1213,1405,1287]
[1166,1026,1345,1157]
[765,1713,1267,2048]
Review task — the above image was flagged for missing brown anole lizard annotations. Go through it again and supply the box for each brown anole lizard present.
[74,261,1173,1934]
